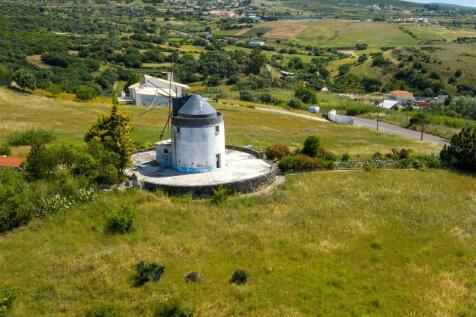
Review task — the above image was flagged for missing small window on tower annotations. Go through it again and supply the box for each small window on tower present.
[164,149,168,154]
[215,126,219,133]
[177,127,181,133]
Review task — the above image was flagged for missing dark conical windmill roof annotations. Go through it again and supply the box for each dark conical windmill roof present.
[176,95,217,118]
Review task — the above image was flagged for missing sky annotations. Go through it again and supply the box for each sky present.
[407,0,476,7]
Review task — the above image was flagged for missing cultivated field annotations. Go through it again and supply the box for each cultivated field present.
[0,88,441,157]
[1,170,475,316]
[239,19,476,47]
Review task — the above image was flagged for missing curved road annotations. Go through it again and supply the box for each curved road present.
[255,107,449,146]
[352,117,449,146]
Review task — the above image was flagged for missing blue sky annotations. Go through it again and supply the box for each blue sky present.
[407,0,476,7]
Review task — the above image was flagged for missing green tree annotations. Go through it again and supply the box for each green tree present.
[294,86,317,104]
[338,64,351,76]
[85,105,135,172]
[440,127,476,173]
[25,144,57,179]
[11,69,36,91]
[302,135,321,157]
[75,86,96,101]
[247,50,267,75]
[0,169,33,233]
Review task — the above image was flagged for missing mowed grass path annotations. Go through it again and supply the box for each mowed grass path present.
[0,170,475,316]
[0,89,440,157]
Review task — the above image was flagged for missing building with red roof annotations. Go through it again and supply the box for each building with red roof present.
[390,90,414,106]
[0,156,24,169]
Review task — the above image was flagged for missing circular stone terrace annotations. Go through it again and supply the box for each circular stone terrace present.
[124,147,277,197]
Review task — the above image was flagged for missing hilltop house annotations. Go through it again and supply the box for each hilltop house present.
[128,75,190,106]
[390,90,414,106]
[248,41,265,48]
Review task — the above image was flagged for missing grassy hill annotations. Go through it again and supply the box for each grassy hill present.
[0,88,441,157]
[1,169,475,316]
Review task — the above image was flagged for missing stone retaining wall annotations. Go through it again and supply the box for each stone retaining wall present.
[135,145,277,197]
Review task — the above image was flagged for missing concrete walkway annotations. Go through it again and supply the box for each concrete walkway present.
[254,107,449,146]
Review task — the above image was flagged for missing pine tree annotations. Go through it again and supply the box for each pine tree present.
[85,104,135,172]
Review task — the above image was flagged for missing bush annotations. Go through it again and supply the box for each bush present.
[265,144,290,160]
[0,143,11,156]
[134,261,166,287]
[278,155,297,172]
[105,206,135,234]
[258,93,275,104]
[440,127,476,172]
[0,285,16,315]
[76,85,97,101]
[278,155,334,173]
[287,98,302,109]
[239,91,254,102]
[7,128,56,146]
[341,153,351,161]
[184,271,201,284]
[85,305,121,317]
[302,135,321,157]
[0,169,34,233]
[154,301,193,317]
[210,186,230,205]
[294,86,317,103]
[230,269,248,285]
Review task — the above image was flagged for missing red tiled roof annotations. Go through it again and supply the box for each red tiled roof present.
[0,157,24,168]
[391,90,412,95]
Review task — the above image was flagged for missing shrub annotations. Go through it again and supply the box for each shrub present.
[134,261,166,287]
[265,144,290,160]
[210,186,230,205]
[0,285,16,315]
[258,93,275,104]
[278,155,334,173]
[341,153,351,161]
[7,128,56,146]
[85,305,121,317]
[0,143,11,156]
[154,301,193,317]
[230,269,248,285]
[287,97,302,109]
[239,91,254,102]
[184,271,201,284]
[0,169,34,233]
[302,135,321,157]
[294,86,317,103]
[105,206,135,234]
[440,127,476,172]
[278,155,297,172]
[76,85,96,101]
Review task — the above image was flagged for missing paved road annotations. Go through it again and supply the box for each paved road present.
[352,117,449,146]
[254,107,449,146]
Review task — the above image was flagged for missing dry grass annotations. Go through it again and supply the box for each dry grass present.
[0,170,475,316]
[0,88,441,158]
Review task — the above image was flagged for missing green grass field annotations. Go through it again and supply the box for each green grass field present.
[0,88,441,157]
[241,19,476,48]
[1,170,475,316]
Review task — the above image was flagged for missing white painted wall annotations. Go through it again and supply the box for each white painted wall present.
[171,122,225,173]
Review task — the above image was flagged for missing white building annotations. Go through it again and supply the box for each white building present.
[156,95,226,173]
[128,75,190,106]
